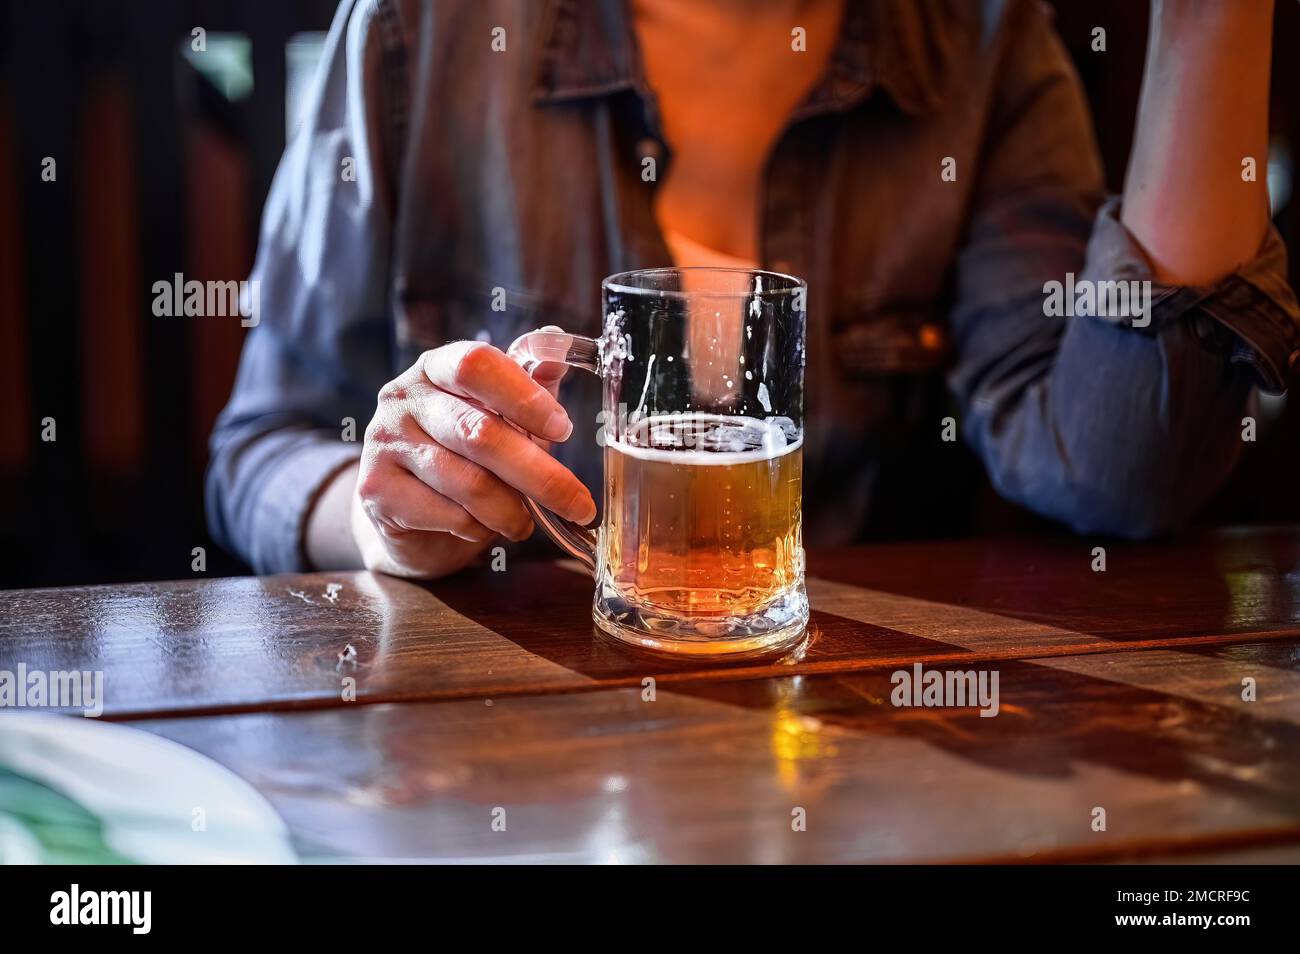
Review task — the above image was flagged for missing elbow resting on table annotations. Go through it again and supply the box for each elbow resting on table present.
[1052,480,1192,541]
[985,451,1225,542]
[972,398,1248,541]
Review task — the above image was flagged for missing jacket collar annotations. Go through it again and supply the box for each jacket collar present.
[532,0,953,117]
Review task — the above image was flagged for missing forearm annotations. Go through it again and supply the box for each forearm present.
[1122,0,1273,284]
[304,462,364,570]
[206,419,366,573]
[969,314,1253,538]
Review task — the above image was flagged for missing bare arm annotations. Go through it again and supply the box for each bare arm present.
[1121,0,1274,285]
[305,463,363,570]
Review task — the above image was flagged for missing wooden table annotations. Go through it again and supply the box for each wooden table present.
[5,527,1300,863]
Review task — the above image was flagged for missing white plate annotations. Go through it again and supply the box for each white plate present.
[0,712,296,864]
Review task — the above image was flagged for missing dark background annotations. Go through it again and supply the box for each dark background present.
[2,0,1299,588]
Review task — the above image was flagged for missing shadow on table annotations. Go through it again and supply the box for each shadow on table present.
[422,557,966,680]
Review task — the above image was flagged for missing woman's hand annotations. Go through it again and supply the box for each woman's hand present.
[349,338,595,579]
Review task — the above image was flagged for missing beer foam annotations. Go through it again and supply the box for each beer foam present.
[607,413,802,465]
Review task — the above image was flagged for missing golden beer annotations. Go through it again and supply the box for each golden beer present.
[602,414,803,618]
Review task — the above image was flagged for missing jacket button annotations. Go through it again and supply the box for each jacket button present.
[919,323,946,351]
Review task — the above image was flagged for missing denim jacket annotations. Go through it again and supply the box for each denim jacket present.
[207,0,1300,573]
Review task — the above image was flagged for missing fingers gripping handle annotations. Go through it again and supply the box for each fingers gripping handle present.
[508,328,602,575]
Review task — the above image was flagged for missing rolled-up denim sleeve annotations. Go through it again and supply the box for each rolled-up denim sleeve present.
[947,2,1300,539]
[205,0,401,572]
[1082,199,1300,393]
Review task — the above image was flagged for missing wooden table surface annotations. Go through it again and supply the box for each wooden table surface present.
[4,527,1300,863]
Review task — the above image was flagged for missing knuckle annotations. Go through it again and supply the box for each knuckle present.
[402,439,436,472]
[418,441,449,478]
[451,341,495,387]
[452,408,498,454]
[518,385,554,423]
[450,510,484,539]
[415,348,442,383]
[365,418,400,446]
[378,379,408,404]
[355,469,385,502]
[533,467,569,505]
[458,462,496,501]
[370,443,403,470]
[377,520,413,541]
[510,506,534,538]
[361,495,400,536]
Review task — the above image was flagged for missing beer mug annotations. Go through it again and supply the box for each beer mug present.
[510,267,807,656]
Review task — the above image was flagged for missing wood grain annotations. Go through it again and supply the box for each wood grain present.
[3,529,1299,719]
[135,638,1300,863]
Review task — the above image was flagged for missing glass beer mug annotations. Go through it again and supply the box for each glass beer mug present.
[509,267,807,657]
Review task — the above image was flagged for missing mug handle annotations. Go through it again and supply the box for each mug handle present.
[507,328,602,575]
